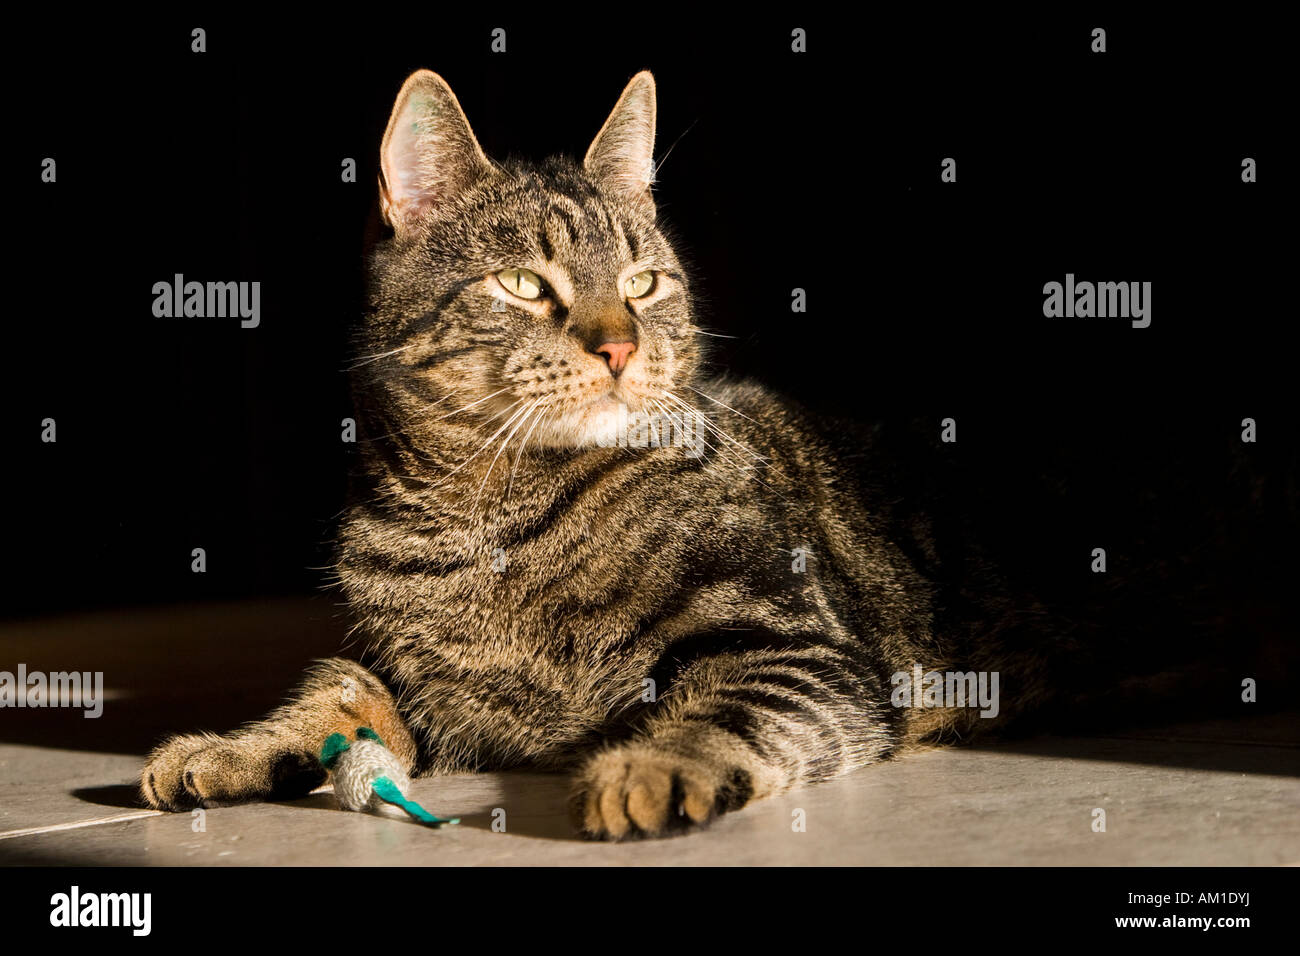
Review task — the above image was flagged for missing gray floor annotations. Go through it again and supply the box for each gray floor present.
[2,598,1298,865]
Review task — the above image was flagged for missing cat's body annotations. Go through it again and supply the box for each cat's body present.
[339,376,938,777]
[140,69,1293,838]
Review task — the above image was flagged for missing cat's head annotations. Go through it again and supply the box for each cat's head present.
[361,69,701,452]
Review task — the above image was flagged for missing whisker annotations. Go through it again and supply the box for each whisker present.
[426,398,529,488]
[663,392,766,462]
[434,385,516,422]
[507,403,553,498]
[658,394,788,501]
[343,343,421,371]
[681,384,762,424]
[691,329,737,339]
[651,398,751,474]
[476,399,547,498]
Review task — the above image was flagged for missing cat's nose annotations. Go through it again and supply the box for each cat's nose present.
[594,340,636,375]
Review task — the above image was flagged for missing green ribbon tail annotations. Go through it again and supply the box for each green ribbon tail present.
[371,776,459,826]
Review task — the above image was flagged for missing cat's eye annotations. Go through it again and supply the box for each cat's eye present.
[497,267,543,300]
[625,270,655,299]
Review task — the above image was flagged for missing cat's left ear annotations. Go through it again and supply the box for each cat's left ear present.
[584,71,656,214]
[379,70,493,236]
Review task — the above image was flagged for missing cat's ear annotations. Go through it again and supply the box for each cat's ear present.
[379,70,492,235]
[584,71,657,213]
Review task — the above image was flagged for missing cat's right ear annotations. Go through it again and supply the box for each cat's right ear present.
[379,70,492,236]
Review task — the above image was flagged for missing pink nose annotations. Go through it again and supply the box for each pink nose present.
[595,341,636,375]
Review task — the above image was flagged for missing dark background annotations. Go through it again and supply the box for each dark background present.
[6,10,1291,618]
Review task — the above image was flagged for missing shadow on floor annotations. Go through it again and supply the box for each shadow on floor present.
[71,784,146,810]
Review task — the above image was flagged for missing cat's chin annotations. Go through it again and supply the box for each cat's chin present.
[531,397,628,450]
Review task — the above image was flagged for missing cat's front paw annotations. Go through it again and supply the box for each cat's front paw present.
[140,733,322,810]
[570,742,754,840]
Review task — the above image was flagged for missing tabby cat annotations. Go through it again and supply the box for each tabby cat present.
[139,69,1284,839]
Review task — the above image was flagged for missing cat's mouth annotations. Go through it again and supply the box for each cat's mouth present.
[581,381,640,413]
[591,388,635,410]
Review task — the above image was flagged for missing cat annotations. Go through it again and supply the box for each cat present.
[140,68,1294,839]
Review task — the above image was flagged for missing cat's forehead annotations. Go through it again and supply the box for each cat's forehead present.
[469,160,649,275]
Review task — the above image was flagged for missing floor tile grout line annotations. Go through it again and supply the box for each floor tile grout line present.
[0,810,162,841]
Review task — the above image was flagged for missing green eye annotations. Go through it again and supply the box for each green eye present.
[625,270,654,299]
[498,268,543,300]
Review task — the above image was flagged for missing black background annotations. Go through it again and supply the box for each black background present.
[7,10,1290,617]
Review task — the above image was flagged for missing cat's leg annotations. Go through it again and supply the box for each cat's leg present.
[141,658,416,810]
[572,630,901,839]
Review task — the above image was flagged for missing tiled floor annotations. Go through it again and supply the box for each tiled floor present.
[2,599,1298,865]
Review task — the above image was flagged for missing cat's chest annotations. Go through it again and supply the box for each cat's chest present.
[421,546,648,663]
[387,541,657,766]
